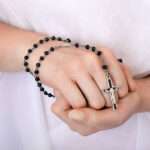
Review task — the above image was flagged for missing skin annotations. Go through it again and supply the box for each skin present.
[0,21,150,136]
[0,21,128,109]
[51,61,150,136]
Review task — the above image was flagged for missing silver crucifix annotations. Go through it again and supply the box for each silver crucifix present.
[103,70,119,111]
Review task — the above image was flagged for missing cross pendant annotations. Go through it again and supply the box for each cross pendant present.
[103,71,119,111]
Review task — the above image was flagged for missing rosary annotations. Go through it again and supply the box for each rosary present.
[23,36,122,111]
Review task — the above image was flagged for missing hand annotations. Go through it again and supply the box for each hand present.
[0,22,129,110]
[30,41,129,109]
[51,65,141,136]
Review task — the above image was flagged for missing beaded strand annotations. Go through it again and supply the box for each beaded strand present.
[23,36,108,98]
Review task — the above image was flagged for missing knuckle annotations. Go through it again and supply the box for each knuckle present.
[90,99,105,110]
[119,85,128,98]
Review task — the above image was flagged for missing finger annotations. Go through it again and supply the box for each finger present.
[52,89,72,122]
[68,107,117,128]
[53,89,86,121]
[120,63,136,92]
[53,89,71,110]
[52,89,90,134]
[68,107,119,130]
[55,71,87,108]
[72,70,105,109]
[101,47,128,98]
[83,51,111,107]
[69,92,139,130]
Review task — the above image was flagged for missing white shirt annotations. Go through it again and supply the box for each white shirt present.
[0,0,150,150]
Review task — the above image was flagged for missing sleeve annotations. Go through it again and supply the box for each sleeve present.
[0,1,11,23]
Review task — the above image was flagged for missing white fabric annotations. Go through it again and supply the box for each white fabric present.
[0,0,150,150]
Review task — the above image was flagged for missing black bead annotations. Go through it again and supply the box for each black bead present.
[37,82,42,87]
[28,49,33,53]
[91,46,96,52]
[51,36,56,40]
[57,37,62,41]
[75,43,79,48]
[33,44,38,48]
[35,76,40,81]
[114,104,117,110]
[44,51,49,55]
[25,68,30,72]
[39,39,44,44]
[50,47,55,51]
[45,37,49,42]
[96,51,102,56]
[44,91,48,95]
[40,87,44,92]
[48,93,55,97]
[40,56,45,61]
[24,55,29,60]
[36,63,41,68]
[66,38,71,43]
[102,65,108,70]
[85,44,90,49]
[34,70,39,74]
[118,58,123,63]
[24,61,28,66]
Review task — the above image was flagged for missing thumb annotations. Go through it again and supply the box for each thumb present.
[68,109,86,121]
[68,108,98,125]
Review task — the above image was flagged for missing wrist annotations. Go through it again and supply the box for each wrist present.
[0,22,46,72]
[16,31,46,71]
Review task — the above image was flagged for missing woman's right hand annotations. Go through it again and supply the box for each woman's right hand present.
[30,40,129,109]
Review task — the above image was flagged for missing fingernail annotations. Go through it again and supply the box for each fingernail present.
[68,110,85,121]
[118,58,123,63]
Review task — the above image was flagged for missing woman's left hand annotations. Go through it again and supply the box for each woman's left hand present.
[51,65,141,136]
